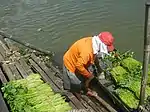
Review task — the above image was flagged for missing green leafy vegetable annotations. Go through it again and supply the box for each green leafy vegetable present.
[1,74,72,112]
[121,57,142,76]
[110,66,128,85]
[101,50,150,109]
[116,88,139,109]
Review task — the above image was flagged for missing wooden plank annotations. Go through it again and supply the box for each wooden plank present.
[30,53,61,85]
[94,95,117,112]
[15,61,28,78]
[4,39,31,78]
[0,91,9,112]
[9,63,22,79]
[48,63,62,78]
[28,59,60,92]
[65,92,87,109]
[0,45,6,59]
[82,95,103,112]
[69,101,77,109]
[19,58,33,75]
[80,99,95,112]
[0,68,7,84]
[2,63,15,81]
[0,40,10,53]
[0,39,11,59]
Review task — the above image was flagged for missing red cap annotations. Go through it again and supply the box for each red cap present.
[98,32,114,51]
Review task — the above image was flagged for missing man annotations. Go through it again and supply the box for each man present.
[63,32,115,99]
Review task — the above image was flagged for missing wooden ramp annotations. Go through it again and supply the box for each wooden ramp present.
[0,35,117,112]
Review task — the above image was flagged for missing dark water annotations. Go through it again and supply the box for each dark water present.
[0,0,146,64]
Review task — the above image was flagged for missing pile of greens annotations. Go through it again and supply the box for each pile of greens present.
[102,50,150,109]
[1,74,72,112]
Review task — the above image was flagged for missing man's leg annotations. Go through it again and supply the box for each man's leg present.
[62,65,82,100]
[62,65,71,90]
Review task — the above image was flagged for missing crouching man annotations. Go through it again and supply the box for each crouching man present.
[62,32,115,100]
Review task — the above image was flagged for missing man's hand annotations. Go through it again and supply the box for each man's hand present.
[85,75,94,89]
[86,88,98,97]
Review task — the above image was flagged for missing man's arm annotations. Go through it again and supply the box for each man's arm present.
[75,54,94,89]
[94,56,103,74]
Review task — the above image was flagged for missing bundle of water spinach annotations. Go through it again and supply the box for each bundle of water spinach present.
[102,50,150,109]
[1,74,72,112]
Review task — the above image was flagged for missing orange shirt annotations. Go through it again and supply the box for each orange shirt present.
[63,37,95,78]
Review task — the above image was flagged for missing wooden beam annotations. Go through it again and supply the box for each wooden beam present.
[0,68,7,84]
[28,58,60,92]
[18,58,33,75]
[15,61,28,78]
[2,63,15,81]
[82,95,103,112]
[9,63,22,80]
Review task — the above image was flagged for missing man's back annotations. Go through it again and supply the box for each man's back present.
[63,37,94,74]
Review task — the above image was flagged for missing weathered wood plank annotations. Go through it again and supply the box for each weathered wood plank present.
[0,68,7,84]
[30,53,62,85]
[0,45,6,59]
[4,39,32,77]
[80,99,95,112]
[28,58,60,92]
[82,95,103,112]
[2,63,15,81]
[0,39,11,59]
[48,63,62,78]
[65,92,87,109]
[0,39,10,52]
[69,101,77,109]
[9,63,22,80]
[0,91,9,112]
[15,61,28,78]
[19,58,33,75]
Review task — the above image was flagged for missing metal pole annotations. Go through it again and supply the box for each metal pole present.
[139,0,150,106]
